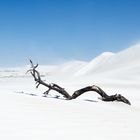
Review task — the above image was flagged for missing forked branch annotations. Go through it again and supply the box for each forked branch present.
[27,60,71,99]
[27,60,131,105]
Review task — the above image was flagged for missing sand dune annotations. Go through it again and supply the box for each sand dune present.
[0,44,140,140]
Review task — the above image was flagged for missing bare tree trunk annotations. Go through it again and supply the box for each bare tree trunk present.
[27,60,131,105]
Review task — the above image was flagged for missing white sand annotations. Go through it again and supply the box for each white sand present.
[0,43,140,140]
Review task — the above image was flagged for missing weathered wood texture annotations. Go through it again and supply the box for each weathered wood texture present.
[27,60,131,105]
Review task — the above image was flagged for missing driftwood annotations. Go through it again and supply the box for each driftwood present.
[27,60,131,105]
[71,86,131,105]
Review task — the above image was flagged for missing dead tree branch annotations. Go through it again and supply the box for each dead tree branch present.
[69,85,131,105]
[27,60,71,99]
[27,60,131,105]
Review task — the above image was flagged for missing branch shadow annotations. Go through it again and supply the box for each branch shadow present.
[15,91,98,103]
[14,91,37,96]
[42,95,66,100]
[84,99,98,103]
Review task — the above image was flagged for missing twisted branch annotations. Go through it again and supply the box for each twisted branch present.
[27,60,131,105]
